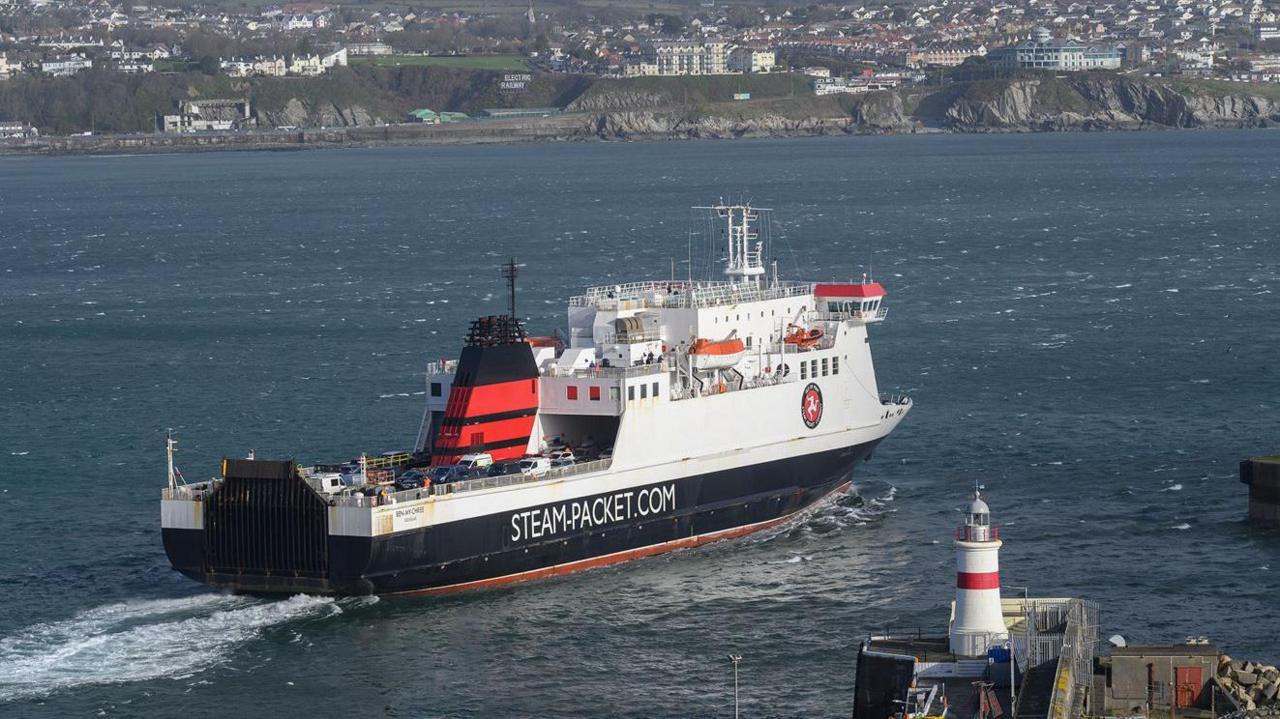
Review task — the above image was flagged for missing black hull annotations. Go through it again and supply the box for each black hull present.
[164,439,881,596]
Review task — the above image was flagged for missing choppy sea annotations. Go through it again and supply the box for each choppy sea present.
[1,131,1278,717]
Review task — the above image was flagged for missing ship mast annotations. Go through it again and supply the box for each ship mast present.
[502,257,519,321]
[166,429,178,492]
[694,202,770,287]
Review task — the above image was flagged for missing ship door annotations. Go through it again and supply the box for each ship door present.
[1175,666,1201,708]
[470,431,485,448]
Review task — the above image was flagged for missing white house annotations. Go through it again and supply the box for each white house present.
[42,55,93,76]
[727,47,776,72]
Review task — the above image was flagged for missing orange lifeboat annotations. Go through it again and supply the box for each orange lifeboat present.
[784,326,824,348]
[526,336,560,348]
[688,337,746,371]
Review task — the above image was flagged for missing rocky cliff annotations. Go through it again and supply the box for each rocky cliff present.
[910,74,1280,131]
[571,73,1280,140]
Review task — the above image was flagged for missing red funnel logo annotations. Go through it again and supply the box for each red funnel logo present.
[801,383,823,429]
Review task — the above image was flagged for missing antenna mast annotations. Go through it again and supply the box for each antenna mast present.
[166,429,177,492]
[693,202,771,287]
[502,257,519,320]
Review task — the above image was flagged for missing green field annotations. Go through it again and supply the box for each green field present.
[357,54,530,71]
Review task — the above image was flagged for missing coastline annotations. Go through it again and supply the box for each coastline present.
[5,72,1279,157]
[0,109,1272,158]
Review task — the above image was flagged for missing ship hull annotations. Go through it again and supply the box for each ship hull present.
[163,439,880,596]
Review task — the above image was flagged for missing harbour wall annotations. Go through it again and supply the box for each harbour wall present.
[1240,457,1280,527]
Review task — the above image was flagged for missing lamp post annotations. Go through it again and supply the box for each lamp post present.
[729,654,743,719]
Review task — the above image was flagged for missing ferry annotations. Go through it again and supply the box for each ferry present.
[161,203,912,595]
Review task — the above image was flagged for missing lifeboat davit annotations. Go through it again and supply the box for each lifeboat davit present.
[688,337,746,371]
[784,326,824,348]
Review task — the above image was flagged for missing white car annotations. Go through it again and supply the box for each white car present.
[518,457,551,477]
[455,453,494,470]
[545,447,576,465]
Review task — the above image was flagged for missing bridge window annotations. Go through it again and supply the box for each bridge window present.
[610,387,620,401]
[567,386,578,401]
[652,381,659,398]
[801,362,807,380]
[589,386,601,401]
[832,357,839,375]
[821,358,829,376]
[810,360,818,377]
[640,383,648,399]
[628,386,635,401]
[430,382,442,397]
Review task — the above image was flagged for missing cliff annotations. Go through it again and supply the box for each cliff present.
[576,74,1280,139]
[905,74,1280,131]
[3,71,1279,155]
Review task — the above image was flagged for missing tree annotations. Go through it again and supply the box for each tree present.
[198,55,220,76]
[646,13,685,36]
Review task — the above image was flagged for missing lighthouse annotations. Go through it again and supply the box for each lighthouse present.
[949,490,1009,657]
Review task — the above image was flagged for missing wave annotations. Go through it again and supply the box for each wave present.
[0,594,339,702]
[763,484,899,540]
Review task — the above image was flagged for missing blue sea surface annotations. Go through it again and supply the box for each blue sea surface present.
[1,131,1277,717]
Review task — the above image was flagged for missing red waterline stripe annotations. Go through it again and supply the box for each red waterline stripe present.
[957,571,1000,590]
[386,481,854,597]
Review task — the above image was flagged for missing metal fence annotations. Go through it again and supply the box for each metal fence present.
[1046,600,1100,719]
[569,280,814,311]
[331,458,613,507]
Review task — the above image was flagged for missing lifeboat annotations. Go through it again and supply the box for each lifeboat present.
[783,326,824,348]
[688,337,746,371]
[526,336,560,348]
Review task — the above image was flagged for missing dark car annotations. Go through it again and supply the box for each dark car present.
[487,462,519,477]
[394,469,426,491]
[430,466,456,484]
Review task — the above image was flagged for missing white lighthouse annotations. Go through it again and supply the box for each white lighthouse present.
[949,490,1009,657]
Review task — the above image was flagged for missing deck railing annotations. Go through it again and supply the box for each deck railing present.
[162,483,213,501]
[569,280,813,311]
[329,458,614,507]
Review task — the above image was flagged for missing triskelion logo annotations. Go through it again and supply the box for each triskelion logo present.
[801,383,823,429]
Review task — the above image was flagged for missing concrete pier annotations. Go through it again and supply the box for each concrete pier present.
[1240,456,1280,527]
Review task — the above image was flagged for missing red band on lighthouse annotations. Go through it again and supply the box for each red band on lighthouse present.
[956,571,1000,590]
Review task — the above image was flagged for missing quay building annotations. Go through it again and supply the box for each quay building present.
[987,27,1122,71]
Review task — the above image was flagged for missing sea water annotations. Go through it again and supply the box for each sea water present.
[1,131,1277,717]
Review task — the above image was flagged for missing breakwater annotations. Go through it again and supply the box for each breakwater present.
[1240,456,1280,527]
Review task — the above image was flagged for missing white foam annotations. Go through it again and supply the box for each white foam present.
[1161,483,1184,492]
[0,594,338,702]
[1171,523,1192,531]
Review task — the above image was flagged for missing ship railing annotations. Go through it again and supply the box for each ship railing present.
[426,359,458,377]
[433,458,612,497]
[880,393,912,406]
[329,459,614,506]
[596,329,662,345]
[546,362,668,380]
[808,307,888,322]
[162,482,214,501]
[569,280,813,311]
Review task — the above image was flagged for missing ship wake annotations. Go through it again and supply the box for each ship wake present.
[0,593,340,702]
[757,484,898,543]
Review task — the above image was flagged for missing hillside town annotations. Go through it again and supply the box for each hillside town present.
[2,0,1280,139]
